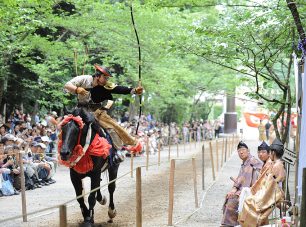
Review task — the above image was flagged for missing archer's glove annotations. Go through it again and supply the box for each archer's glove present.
[134,86,143,95]
[76,87,89,96]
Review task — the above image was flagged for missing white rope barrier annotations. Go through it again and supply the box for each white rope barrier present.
[0,136,235,225]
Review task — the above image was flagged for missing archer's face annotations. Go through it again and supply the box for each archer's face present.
[96,75,108,86]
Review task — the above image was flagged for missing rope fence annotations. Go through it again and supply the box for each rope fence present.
[0,133,240,226]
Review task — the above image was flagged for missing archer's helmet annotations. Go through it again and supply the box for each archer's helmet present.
[94,64,112,77]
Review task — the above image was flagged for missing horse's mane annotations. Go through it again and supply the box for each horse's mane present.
[72,108,105,137]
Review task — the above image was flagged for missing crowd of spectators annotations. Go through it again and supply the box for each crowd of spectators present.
[0,109,60,196]
[0,108,223,196]
[119,112,224,155]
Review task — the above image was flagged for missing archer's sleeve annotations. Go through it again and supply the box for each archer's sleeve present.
[65,75,92,93]
[111,85,133,95]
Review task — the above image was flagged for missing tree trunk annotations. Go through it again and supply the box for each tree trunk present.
[286,0,306,52]
[0,75,8,119]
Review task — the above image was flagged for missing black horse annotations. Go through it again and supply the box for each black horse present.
[59,107,120,226]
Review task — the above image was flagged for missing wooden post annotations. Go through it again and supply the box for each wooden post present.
[158,142,161,166]
[194,131,196,148]
[228,135,232,156]
[131,153,134,178]
[189,133,192,151]
[176,143,179,157]
[146,136,149,171]
[192,158,199,208]
[225,138,228,162]
[202,144,205,190]
[59,204,67,227]
[209,142,216,181]
[300,168,306,227]
[221,138,225,166]
[232,134,235,154]
[215,139,219,172]
[19,152,27,222]
[136,167,142,227]
[168,136,171,161]
[183,133,186,153]
[168,159,175,226]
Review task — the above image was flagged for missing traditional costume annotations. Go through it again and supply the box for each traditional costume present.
[238,139,286,226]
[221,142,262,226]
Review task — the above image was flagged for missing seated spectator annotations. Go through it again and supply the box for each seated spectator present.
[238,139,286,226]
[257,141,273,175]
[0,123,10,140]
[23,142,42,190]
[221,141,262,227]
[2,134,17,147]
[36,143,56,184]
[0,145,14,196]
[2,145,20,195]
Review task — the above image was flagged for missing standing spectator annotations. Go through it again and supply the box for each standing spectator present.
[182,123,189,143]
[214,120,221,139]
[0,114,4,126]
[121,112,129,123]
[46,111,59,128]
[34,113,40,125]
[258,120,266,141]
[264,120,271,140]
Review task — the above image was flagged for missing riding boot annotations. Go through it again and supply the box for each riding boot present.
[112,150,125,165]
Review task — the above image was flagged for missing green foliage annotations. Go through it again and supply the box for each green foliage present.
[0,0,304,129]
[212,104,223,120]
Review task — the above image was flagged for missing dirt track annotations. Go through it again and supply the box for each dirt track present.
[0,139,233,227]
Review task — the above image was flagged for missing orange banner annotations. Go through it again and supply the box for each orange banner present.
[243,112,297,128]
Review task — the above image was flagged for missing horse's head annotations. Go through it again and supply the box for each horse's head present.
[60,116,82,161]
[59,107,105,161]
[59,108,89,161]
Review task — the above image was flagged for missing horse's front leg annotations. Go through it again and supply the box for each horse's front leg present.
[70,170,89,224]
[96,186,107,205]
[88,170,102,224]
[107,164,119,223]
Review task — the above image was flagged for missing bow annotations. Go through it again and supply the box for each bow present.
[130,3,142,135]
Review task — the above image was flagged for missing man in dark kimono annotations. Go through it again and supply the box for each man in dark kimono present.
[64,64,143,164]
[221,141,262,227]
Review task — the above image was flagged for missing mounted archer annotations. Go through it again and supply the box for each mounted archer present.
[64,63,143,164]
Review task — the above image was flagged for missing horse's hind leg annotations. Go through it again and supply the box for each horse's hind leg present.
[107,164,119,223]
[70,170,89,223]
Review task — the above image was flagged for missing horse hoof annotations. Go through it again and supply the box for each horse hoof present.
[80,221,94,227]
[107,218,113,223]
[108,207,117,219]
[98,195,107,205]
